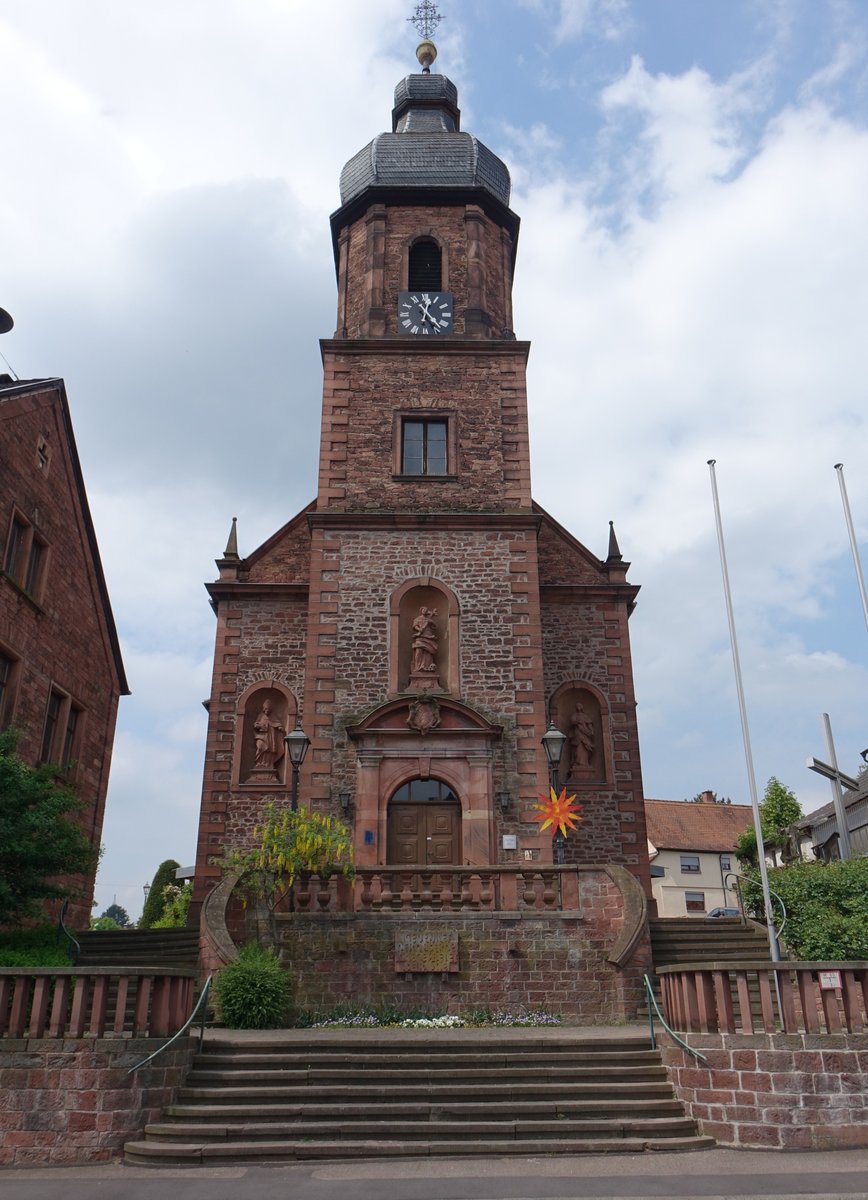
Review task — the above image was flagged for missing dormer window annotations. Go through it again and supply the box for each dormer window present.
[408,239,441,291]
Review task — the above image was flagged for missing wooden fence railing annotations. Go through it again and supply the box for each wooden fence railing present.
[292,865,582,913]
[0,968,197,1040]
[657,961,868,1036]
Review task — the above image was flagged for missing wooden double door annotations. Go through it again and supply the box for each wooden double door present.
[387,802,460,865]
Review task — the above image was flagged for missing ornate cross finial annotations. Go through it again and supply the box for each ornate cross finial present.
[409,0,443,40]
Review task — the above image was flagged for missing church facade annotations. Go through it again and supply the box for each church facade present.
[191,58,653,981]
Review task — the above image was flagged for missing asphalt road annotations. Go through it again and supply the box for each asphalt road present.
[2,1148,868,1200]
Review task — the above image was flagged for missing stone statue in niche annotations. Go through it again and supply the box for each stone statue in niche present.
[409,606,441,690]
[250,698,284,778]
[569,699,596,775]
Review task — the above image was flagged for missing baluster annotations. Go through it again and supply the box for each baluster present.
[429,872,443,911]
[541,871,557,909]
[360,871,374,910]
[295,874,312,912]
[376,871,391,910]
[419,871,433,909]
[9,975,32,1038]
[520,870,536,909]
[479,872,493,910]
[28,976,52,1038]
[460,872,473,910]
[442,872,457,910]
[400,873,414,910]
[316,874,332,910]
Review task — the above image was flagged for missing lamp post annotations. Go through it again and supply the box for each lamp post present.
[284,722,310,813]
[142,883,150,903]
[541,721,568,864]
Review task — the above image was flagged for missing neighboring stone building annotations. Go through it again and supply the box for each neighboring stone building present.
[0,376,129,928]
[191,51,653,1016]
[645,794,752,917]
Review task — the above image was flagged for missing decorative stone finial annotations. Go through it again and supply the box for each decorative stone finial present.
[606,520,623,563]
[223,516,239,560]
[409,1,442,72]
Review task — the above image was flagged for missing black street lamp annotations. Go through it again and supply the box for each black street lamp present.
[541,721,568,864]
[284,722,311,813]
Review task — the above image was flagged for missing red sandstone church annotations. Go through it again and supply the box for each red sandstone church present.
[192,41,654,1012]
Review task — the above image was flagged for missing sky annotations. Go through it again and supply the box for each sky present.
[2,0,867,922]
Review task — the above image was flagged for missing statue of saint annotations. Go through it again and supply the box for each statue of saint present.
[569,701,595,771]
[252,698,283,770]
[411,606,439,674]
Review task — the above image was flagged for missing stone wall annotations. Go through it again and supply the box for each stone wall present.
[279,870,648,1024]
[659,1030,868,1150]
[0,1037,194,1166]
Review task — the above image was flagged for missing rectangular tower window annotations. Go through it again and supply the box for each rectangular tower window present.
[4,517,27,581]
[0,652,14,729]
[41,690,64,763]
[402,419,448,476]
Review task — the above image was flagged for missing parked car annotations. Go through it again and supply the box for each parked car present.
[706,906,741,918]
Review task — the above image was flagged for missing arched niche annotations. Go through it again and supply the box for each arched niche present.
[232,680,298,788]
[550,681,611,787]
[389,577,460,694]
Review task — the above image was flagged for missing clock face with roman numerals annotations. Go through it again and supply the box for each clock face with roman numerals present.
[397,291,453,336]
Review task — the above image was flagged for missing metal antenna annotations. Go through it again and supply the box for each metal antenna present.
[409,0,443,40]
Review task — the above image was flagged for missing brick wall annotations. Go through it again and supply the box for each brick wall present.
[0,384,123,928]
[659,1031,868,1150]
[0,1037,193,1166]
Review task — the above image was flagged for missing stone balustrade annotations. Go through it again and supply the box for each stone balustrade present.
[657,961,868,1036]
[292,864,582,913]
[0,968,197,1040]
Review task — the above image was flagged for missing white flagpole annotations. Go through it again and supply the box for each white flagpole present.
[707,461,780,961]
[834,464,868,638]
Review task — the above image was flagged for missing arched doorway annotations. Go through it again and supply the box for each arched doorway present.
[387,778,461,865]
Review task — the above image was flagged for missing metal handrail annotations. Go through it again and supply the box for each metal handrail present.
[643,973,708,1064]
[724,870,788,943]
[127,976,212,1075]
[57,899,80,965]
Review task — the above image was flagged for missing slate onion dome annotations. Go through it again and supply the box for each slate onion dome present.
[338,52,511,209]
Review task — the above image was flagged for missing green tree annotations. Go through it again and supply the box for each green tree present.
[219,803,354,947]
[101,903,130,927]
[734,777,802,866]
[139,859,181,928]
[0,729,96,927]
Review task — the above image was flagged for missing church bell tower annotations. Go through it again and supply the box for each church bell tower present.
[192,27,651,911]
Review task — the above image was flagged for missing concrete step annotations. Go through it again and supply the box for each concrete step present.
[125,1133,716,1164]
[195,1048,661,1068]
[143,1115,701,1142]
[164,1097,687,1121]
[185,1064,668,1086]
[177,1080,677,1103]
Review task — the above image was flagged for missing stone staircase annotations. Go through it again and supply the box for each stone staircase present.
[124,1029,715,1164]
[76,927,199,969]
[650,916,773,971]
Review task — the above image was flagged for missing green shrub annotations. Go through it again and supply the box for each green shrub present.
[152,882,192,929]
[213,943,291,1029]
[90,916,121,931]
[744,858,868,960]
[0,924,70,967]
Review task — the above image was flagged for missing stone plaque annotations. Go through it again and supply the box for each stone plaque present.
[395,930,459,973]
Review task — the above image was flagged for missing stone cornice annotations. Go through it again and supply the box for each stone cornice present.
[307,511,542,532]
[320,337,531,363]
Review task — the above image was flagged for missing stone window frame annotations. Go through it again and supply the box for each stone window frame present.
[231,678,299,790]
[392,408,458,481]
[0,643,20,730]
[39,685,84,772]
[388,576,460,697]
[2,507,49,603]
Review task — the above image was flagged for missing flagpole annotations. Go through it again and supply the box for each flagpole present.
[707,461,780,961]
[834,464,868,638]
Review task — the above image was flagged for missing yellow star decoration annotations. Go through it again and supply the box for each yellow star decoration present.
[531,786,583,839]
